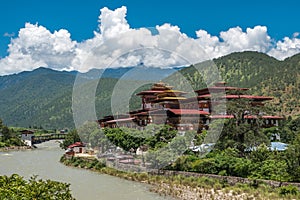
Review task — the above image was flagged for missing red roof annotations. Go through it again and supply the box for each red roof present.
[197,94,273,101]
[20,130,34,134]
[105,118,135,123]
[197,94,211,99]
[168,109,209,115]
[226,95,273,100]
[136,90,166,95]
[195,86,249,95]
[261,115,283,119]
[210,115,283,119]
[68,142,85,149]
[210,115,234,119]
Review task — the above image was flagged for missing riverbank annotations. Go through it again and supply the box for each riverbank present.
[0,141,165,200]
[0,145,31,151]
[60,156,300,200]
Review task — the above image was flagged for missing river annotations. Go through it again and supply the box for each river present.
[0,141,172,200]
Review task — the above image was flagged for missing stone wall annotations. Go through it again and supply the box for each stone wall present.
[106,160,147,172]
[149,170,300,190]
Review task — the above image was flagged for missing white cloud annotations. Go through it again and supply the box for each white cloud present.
[99,6,130,39]
[194,26,271,59]
[0,23,76,75]
[268,35,300,60]
[0,6,299,75]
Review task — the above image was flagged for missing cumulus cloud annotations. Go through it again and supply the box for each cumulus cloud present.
[195,26,271,59]
[99,6,130,39]
[0,6,299,75]
[0,23,76,74]
[268,35,300,60]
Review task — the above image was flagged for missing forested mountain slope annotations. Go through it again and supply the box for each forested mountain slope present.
[178,51,300,117]
[0,51,299,129]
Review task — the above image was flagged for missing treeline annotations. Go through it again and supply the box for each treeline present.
[60,123,182,151]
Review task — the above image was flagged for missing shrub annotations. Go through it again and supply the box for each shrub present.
[279,185,299,196]
[0,142,6,148]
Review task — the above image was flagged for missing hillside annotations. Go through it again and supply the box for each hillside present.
[0,51,299,129]
[0,67,75,129]
[176,51,300,117]
[0,67,177,129]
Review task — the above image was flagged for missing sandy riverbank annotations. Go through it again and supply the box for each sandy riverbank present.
[0,145,31,151]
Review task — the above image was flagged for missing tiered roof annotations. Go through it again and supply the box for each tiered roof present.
[195,82,248,95]
[137,81,187,103]
[194,82,272,102]
[197,94,273,101]
[136,81,172,96]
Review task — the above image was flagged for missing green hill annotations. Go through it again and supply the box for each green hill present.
[176,51,300,117]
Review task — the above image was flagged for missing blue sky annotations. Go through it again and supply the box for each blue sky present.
[0,0,299,74]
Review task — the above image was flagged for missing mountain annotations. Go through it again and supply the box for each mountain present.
[0,51,299,129]
[0,66,181,129]
[0,67,75,129]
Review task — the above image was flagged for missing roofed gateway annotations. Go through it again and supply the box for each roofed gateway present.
[98,81,282,132]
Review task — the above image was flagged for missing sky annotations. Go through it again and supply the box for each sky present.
[0,0,299,75]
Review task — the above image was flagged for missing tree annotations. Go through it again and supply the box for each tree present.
[288,116,300,133]
[1,126,11,141]
[216,97,269,155]
[104,127,146,152]
[60,130,81,149]
[0,174,74,199]
[77,121,99,144]
[250,159,291,182]
[284,133,300,181]
[0,118,24,146]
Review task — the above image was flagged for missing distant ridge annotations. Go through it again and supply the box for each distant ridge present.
[0,65,183,128]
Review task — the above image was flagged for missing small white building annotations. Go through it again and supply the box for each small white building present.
[20,130,34,146]
[65,142,86,155]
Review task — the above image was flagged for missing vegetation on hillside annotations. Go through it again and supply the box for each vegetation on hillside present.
[172,51,300,117]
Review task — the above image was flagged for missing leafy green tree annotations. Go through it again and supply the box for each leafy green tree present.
[284,133,300,181]
[216,97,269,154]
[250,159,291,182]
[60,129,81,149]
[0,174,74,199]
[247,144,270,162]
[146,125,177,149]
[288,116,300,133]
[0,118,24,146]
[77,121,99,144]
[2,126,11,141]
[104,127,146,152]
